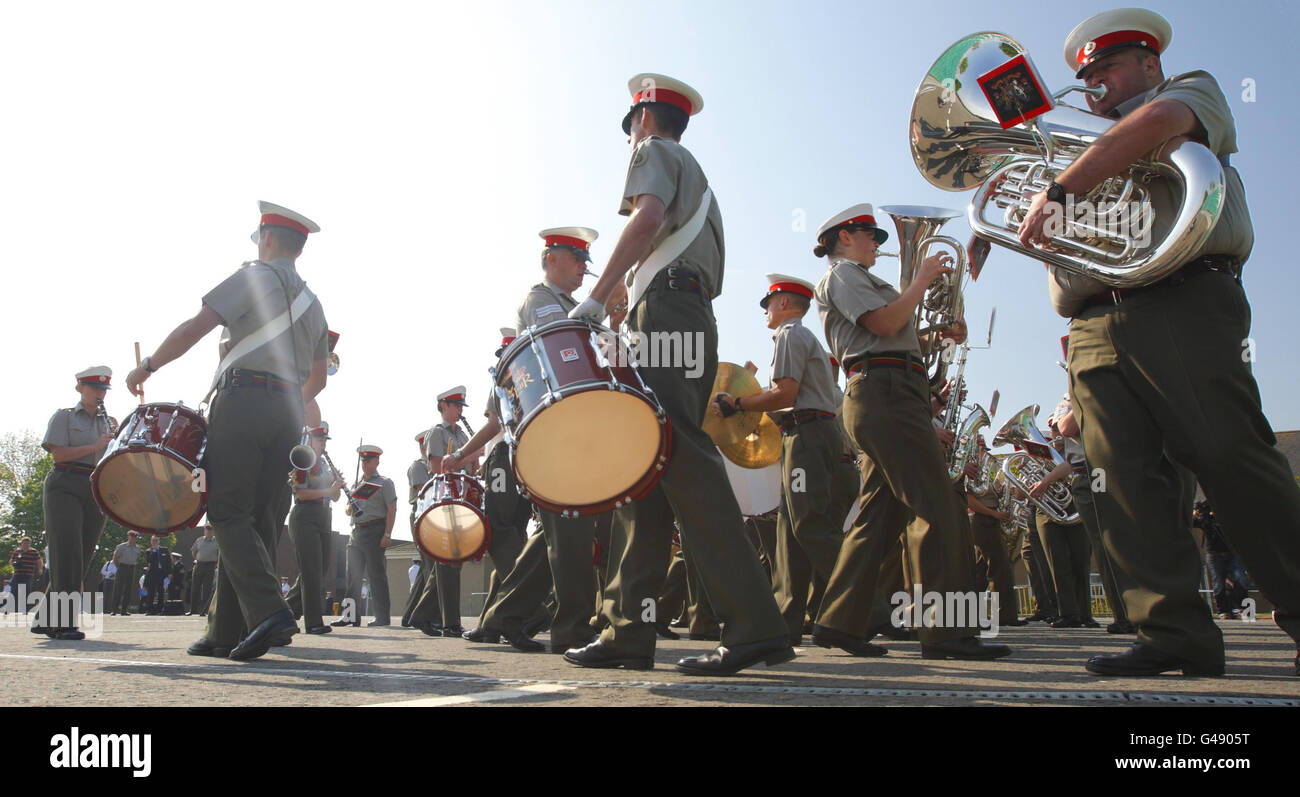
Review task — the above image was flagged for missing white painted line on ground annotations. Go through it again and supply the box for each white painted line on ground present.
[2,653,1296,706]
[363,683,575,707]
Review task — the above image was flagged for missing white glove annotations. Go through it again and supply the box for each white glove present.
[568,297,607,322]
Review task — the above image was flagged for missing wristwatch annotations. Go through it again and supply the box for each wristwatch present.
[1045,181,1069,206]
[734,396,743,412]
[141,356,156,373]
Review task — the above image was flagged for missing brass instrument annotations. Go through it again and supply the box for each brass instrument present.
[908,32,1226,288]
[289,429,317,470]
[705,362,781,469]
[321,450,364,516]
[992,405,1079,524]
[939,342,990,482]
[879,205,970,385]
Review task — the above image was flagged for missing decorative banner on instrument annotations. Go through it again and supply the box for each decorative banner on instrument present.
[977,54,1054,129]
[352,482,382,500]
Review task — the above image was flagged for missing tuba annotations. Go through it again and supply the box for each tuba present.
[908,32,1225,288]
[879,205,969,385]
[992,404,1079,524]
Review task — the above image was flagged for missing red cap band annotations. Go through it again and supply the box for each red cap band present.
[767,281,813,300]
[846,214,877,227]
[443,394,464,403]
[544,234,590,251]
[1077,29,1160,67]
[631,87,694,116]
[79,376,111,386]
[260,213,311,236]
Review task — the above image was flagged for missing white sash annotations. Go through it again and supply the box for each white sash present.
[208,283,318,394]
[625,186,713,313]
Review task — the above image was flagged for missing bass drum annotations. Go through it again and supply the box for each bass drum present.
[414,473,490,564]
[721,451,781,518]
[91,402,207,535]
[495,318,671,517]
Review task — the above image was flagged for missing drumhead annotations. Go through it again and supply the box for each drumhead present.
[721,452,782,517]
[416,502,487,563]
[94,450,203,532]
[515,389,662,508]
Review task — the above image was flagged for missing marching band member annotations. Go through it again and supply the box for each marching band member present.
[36,366,116,640]
[565,73,793,674]
[424,387,475,638]
[127,201,329,661]
[284,423,343,634]
[965,437,1026,627]
[811,202,1008,660]
[716,274,844,645]
[401,430,434,629]
[1018,8,1300,675]
[1028,418,1095,629]
[337,445,397,627]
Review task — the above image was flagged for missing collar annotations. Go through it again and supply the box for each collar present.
[73,403,96,417]
[772,317,803,339]
[542,279,575,303]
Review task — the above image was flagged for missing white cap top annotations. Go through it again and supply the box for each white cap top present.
[1064,8,1172,77]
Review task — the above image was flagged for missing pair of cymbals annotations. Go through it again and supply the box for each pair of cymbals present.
[703,362,781,469]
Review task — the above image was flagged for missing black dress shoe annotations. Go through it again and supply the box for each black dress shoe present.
[187,637,233,657]
[654,622,680,640]
[463,627,501,643]
[419,622,443,637]
[689,630,721,641]
[1106,620,1136,634]
[564,640,654,670]
[55,629,86,641]
[1080,618,1101,628]
[1002,618,1030,627]
[1086,643,1223,676]
[552,633,599,654]
[1050,616,1084,629]
[270,630,295,647]
[305,625,332,635]
[367,620,391,627]
[920,636,1012,660]
[676,636,796,676]
[670,618,689,629]
[30,624,56,637]
[1023,612,1047,622]
[330,619,360,627]
[443,625,466,638]
[521,616,550,637]
[811,625,888,657]
[788,635,803,648]
[229,609,297,661]
[504,629,544,653]
[866,621,912,641]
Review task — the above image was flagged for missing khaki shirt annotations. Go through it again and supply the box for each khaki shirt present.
[424,422,471,472]
[191,536,219,563]
[290,460,335,499]
[202,257,330,384]
[113,541,140,566]
[620,136,725,301]
[42,404,113,466]
[769,318,838,418]
[815,257,922,362]
[516,281,576,331]
[351,473,397,526]
[407,458,432,504]
[1048,70,1253,317]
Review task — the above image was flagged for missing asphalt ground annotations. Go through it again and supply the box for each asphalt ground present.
[3,613,1297,707]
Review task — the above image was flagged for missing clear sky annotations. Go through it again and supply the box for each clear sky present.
[4,0,1296,540]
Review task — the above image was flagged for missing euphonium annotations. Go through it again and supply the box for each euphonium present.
[908,32,1225,288]
[992,404,1079,524]
[879,205,969,384]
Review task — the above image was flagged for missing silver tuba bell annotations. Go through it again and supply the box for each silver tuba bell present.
[908,32,1226,288]
[878,205,969,385]
[992,404,1078,524]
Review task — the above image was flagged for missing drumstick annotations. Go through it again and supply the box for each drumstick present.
[133,341,144,404]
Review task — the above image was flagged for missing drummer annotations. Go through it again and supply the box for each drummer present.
[37,366,116,640]
[127,201,329,661]
[810,202,1008,660]
[450,229,610,653]
[424,386,475,638]
[716,274,844,646]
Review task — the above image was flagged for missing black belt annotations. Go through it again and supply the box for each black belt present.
[844,352,927,379]
[217,368,299,395]
[354,518,385,529]
[53,462,94,474]
[295,498,329,506]
[1071,464,1088,475]
[652,266,710,300]
[1076,255,1242,315]
[776,409,836,434]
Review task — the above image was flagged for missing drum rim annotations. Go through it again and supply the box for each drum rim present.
[413,498,491,565]
[90,446,207,535]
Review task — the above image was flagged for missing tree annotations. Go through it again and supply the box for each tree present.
[0,431,46,515]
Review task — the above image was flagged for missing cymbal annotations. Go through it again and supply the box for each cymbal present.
[719,414,782,468]
[703,362,764,447]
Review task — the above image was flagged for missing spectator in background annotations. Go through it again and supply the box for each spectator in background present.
[142,535,170,615]
[111,531,141,615]
[1193,500,1254,619]
[9,538,44,601]
[189,525,218,616]
[280,577,290,597]
[100,559,117,600]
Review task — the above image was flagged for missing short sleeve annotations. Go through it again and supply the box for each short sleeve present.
[424,428,450,459]
[383,479,398,506]
[620,138,678,216]
[1154,72,1235,155]
[826,265,886,322]
[202,266,277,324]
[770,329,809,383]
[312,320,329,361]
[42,410,70,450]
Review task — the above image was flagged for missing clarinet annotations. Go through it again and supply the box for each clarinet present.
[96,398,118,435]
[321,450,364,516]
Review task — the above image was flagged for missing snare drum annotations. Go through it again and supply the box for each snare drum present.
[413,473,491,564]
[495,318,671,517]
[91,402,208,535]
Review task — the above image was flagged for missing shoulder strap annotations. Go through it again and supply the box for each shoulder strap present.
[203,265,317,399]
[625,186,713,314]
